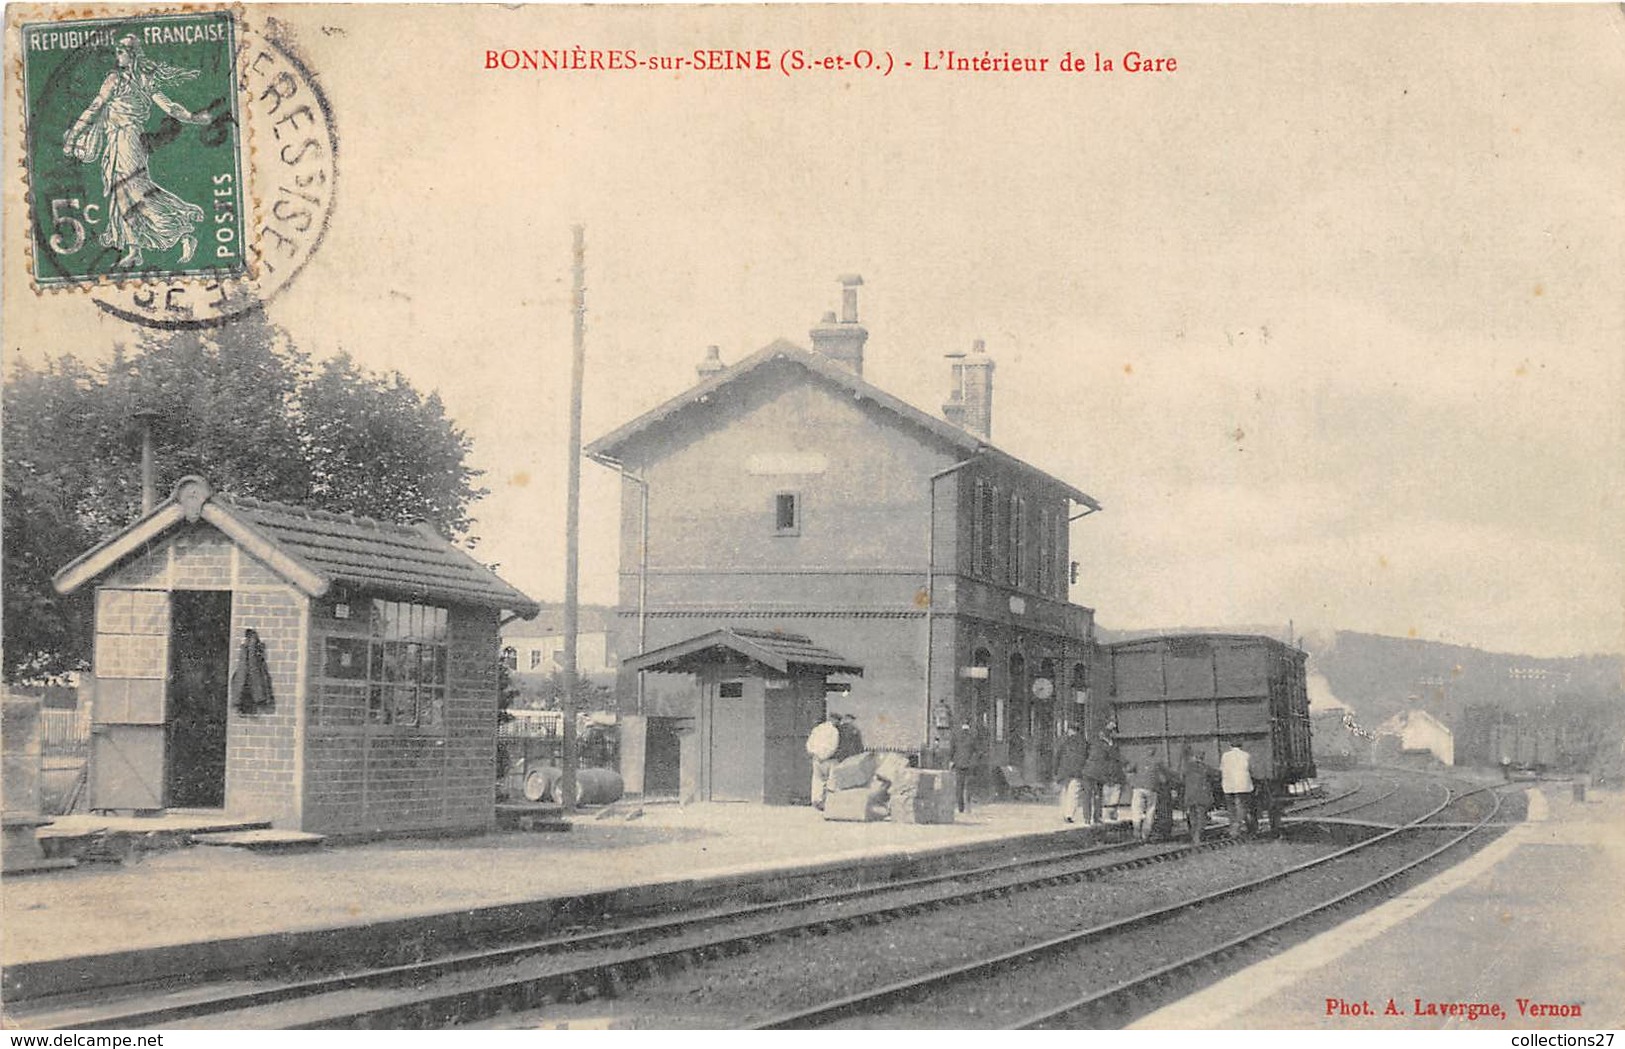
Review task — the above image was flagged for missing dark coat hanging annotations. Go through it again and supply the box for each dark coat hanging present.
[230,627,275,713]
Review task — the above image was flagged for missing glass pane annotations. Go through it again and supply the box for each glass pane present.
[404,642,422,684]
[369,641,384,681]
[368,685,391,724]
[393,687,419,726]
[434,606,448,641]
[420,690,444,729]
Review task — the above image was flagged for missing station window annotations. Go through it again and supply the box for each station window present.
[530,649,544,670]
[774,491,800,535]
[364,599,449,730]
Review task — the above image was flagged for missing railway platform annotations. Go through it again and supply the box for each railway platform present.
[1135,784,1625,1030]
[1,798,1124,1004]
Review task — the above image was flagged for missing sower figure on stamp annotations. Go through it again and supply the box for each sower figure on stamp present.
[63,35,211,268]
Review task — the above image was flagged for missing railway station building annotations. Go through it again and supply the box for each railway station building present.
[587,278,1110,798]
[51,476,539,836]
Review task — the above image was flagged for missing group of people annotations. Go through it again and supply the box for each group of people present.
[819,711,1269,839]
[805,710,866,809]
[1052,725,1265,843]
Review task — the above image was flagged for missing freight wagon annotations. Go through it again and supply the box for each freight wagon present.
[1489,721,1561,772]
[1105,634,1315,826]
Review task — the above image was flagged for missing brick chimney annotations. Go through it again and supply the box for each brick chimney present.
[697,344,725,380]
[809,275,868,375]
[943,339,994,438]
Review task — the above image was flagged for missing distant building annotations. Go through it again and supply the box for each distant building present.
[587,277,1107,795]
[1378,709,1455,766]
[500,605,618,685]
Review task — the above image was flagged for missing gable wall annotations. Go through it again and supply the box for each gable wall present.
[97,523,305,825]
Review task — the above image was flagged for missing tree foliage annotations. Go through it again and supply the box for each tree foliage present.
[3,315,487,682]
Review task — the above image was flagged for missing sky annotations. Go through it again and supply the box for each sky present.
[6,4,1623,658]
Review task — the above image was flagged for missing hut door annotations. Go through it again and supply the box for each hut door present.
[89,589,171,812]
[165,591,232,808]
[706,679,762,802]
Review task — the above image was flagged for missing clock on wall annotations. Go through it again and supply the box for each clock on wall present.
[1031,678,1054,700]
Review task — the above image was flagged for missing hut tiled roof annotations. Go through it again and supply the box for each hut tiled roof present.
[53,476,539,617]
[216,493,539,615]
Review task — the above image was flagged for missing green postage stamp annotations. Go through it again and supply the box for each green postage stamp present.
[20,10,247,287]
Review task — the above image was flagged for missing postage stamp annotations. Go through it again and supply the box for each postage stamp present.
[19,9,248,288]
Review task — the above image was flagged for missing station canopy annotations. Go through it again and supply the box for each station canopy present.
[624,628,863,677]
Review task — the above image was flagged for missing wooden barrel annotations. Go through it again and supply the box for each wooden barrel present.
[575,767,624,806]
[523,766,561,802]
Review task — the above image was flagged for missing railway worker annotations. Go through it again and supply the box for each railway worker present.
[1220,740,1255,838]
[834,713,866,761]
[1053,725,1089,823]
[1182,751,1215,843]
[806,713,840,810]
[1150,763,1176,842]
[1082,720,1121,825]
[1128,761,1161,842]
[949,720,981,812]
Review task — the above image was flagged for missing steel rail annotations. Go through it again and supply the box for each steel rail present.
[750,781,1473,1030]
[1284,784,1363,814]
[1312,785,1401,819]
[19,829,1224,1029]
[1011,784,1506,1029]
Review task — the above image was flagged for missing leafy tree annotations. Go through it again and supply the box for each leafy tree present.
[3,315,487,682]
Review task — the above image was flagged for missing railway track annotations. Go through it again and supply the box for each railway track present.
[11,826,1245,1030]
[750,781,1510,1029]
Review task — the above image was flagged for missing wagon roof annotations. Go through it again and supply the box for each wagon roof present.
[1105,633,1306,657]
[623,627,864,676]
[585,339,1100,510]
[53,476,540,617]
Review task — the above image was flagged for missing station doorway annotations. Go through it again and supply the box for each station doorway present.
[165,590,231,808]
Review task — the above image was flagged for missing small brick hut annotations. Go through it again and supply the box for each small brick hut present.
[52,476,539,836]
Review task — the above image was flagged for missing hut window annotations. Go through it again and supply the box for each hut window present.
[363,599,450,730]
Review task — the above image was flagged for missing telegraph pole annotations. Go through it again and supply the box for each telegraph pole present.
[560,225,586,814]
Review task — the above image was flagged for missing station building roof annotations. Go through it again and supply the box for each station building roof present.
[586,340,1101,511]
[623,627,863,677]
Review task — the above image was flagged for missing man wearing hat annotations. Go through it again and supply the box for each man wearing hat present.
[1081,717,1121,826]
[805,712,840,809]
[833,712,865,761]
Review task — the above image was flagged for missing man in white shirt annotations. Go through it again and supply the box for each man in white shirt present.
[1220,741,1255,838]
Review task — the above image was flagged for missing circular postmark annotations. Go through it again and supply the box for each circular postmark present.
[19,12,337,328]
[92,19,338,328]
